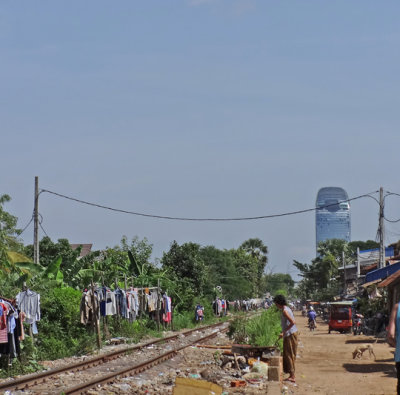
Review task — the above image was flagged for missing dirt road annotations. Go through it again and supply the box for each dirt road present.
[288,312,397,395]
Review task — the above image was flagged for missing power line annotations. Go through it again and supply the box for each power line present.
[386,191,400,198]
[383,192,400,222]
[18,214,34,236]
[384,216,400,223]
[39,188,379,222]
[39,222,49,238]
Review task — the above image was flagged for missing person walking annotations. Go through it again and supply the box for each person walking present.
[274,294,298,383]
[388,301,400,394]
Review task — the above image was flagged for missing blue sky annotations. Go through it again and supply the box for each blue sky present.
[1,1,399,278]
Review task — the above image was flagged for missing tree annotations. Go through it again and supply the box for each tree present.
[348,240,380,257]
[161,241,207,309]
[262,273,295,296]
[0,194,23,260]
[200,246,253,300]
[240,238,268,296]
[24,237,84,286]
[294,239,350,301]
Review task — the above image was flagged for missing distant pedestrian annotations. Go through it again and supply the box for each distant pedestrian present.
[274,294,298,383]
[387,302,400,394]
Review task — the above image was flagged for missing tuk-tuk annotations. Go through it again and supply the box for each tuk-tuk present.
[328,301,353,334]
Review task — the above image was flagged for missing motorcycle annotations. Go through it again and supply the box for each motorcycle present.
[309,319,316,331]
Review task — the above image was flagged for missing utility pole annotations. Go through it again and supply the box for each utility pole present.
[378,187,385,269]
[342,251,347,296]
[33,176,39,264]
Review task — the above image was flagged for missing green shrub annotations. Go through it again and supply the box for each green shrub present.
[228,308,283,351]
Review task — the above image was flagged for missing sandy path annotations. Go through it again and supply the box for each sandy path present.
[288,311,397,395]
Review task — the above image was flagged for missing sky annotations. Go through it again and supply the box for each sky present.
[1,1,400,280]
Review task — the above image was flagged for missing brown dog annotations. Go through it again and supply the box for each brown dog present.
[352,344,376,360]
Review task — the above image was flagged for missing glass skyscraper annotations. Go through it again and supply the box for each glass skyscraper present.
[316,187,351,251]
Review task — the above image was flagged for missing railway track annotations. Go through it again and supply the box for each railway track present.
[0,321,229,394]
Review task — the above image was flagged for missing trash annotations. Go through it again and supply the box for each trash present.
[230,380,246,387]
[189,373,201,379]
[243,372,264,380]
[173,377,223,395]
[251,360,268,377]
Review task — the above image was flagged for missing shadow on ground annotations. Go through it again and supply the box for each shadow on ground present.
[343,362,396,378]
[345,339,379,344]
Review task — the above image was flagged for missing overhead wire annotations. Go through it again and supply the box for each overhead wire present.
[39,188,380,222]
[382,191,400,223]
[17,214,34,236]
[38,212,49,237]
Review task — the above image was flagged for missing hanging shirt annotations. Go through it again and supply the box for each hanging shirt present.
[15,289,40,324]
[105,290,117,316]
[0,303,8,343]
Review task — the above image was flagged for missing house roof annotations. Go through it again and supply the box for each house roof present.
[364,260,400,284]
[378,269,400,288]
[70,244,93,258]
[361,279,382,288]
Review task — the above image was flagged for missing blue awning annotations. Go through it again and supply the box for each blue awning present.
[365,261,400,284]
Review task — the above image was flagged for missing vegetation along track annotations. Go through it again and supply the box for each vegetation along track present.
[0,321,229,394]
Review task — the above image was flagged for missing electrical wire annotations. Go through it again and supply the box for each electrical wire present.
[384,217,400,223]
[386,191,400,198]
[39,223,49,238]
[39,188,379,222]
[38,212,49,237]
[17,215,34,236]
[382,192,400,222]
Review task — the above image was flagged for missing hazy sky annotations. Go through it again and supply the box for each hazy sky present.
[1,1,400,279]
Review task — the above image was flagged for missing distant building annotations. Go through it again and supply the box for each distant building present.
[70,243,92,259]
[315,187,351,252]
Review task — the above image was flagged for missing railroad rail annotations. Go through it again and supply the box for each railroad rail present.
[0,320,229,394]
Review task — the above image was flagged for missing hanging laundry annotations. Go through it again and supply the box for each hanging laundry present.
[15,289,40,334]
[80,288,100,325]
[162,294,172,323]
[115,288,128,318]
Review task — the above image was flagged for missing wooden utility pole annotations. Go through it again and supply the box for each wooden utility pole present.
[342,251,347,295]
[33,176,39,264]
[379,187,385,269]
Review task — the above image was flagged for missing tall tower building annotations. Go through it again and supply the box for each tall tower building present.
[316,187,351,251]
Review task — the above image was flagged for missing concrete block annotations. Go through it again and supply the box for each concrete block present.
[268,356,282,367]
[268,366,281,382]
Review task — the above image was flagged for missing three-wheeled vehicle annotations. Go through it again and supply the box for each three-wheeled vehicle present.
[328,301,353,334]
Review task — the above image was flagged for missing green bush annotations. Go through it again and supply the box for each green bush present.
[35,286,98,360]
[246,308,282,350]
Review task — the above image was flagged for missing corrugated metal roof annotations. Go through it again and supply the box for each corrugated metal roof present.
[364,261,400,283]
[361,279,382,288]
[378,270,400,288]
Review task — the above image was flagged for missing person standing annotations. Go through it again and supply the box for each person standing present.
[274,294,298,383]
[387,301,400,394]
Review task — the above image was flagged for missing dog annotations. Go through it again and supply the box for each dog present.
[352,344,376,360]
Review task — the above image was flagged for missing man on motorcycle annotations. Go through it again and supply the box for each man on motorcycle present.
[307,306,317,329]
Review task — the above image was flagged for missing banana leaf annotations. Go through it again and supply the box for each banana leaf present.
[6,251,33,264]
